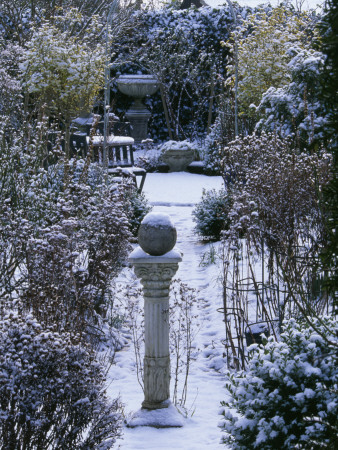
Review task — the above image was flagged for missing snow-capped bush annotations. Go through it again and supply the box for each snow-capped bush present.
[0,120,131,335]
[192,189,232,241]
[122,187,152,237]
[256,48,328,150]
[0,312,122,449]
[22,180,131,334]
[220,316,338,449]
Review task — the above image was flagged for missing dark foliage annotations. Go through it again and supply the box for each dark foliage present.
[319,0,338,308]
[111,6,238,141]
[192,188,232,240]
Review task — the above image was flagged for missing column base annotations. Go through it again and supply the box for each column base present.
[126,400,184,428]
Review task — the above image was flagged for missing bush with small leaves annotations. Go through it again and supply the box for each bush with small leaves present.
[220,316,338,449]
[192,189,232,241]
[122,187,152,237]
[0,312,122,449]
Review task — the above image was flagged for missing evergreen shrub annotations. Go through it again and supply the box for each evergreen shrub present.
[192,188,232,240]
[220,316,338,449]
[123,187,152,237]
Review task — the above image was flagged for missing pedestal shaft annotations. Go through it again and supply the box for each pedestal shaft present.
[130,256,181,410]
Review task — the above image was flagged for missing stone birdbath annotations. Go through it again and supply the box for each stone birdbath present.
[128,212,184,428]
[116,75,159,143]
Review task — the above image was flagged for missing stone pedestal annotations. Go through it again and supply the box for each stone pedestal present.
[116,75,159,144]
[125,100,151,143]
[127,212,183,428]
[129,249,181,410]
[128,213,183,428]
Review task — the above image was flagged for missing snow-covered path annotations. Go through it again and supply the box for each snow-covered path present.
[108,173,230,450]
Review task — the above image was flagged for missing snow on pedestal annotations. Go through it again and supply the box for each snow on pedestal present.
[128,213,183,428]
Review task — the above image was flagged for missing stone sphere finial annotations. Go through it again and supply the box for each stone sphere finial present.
[138,213,177,256]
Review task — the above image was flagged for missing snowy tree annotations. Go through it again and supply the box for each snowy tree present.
[319,0,338,306]
[256,47,328,150]
[20,7,107,157]
[224,6,318,121]
[0,0,116,44]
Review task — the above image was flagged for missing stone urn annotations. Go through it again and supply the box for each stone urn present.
[160,140,196,172]
[116,75,159,143]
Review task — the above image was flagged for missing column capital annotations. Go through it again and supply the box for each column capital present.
[129,247,182,298]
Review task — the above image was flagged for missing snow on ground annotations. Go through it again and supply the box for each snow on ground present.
[142,172,224,206]
[107,173,230,449]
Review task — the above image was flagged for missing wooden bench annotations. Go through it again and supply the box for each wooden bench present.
[70,121,146,193]
[84,135,146,193]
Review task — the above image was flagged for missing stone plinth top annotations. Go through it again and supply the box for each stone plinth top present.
[129,246,182,264]
[138,212,177,256]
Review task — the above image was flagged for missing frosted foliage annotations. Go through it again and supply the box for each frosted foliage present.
[20,8,106,118]
[0,313,122,449]
[220,316,338,449]
[0,43,22,117]
[222,133,331,249]
[257,48,328,148]
[225,6,318,115]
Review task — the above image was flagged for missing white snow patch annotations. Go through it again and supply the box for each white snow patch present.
[141,212,174,227]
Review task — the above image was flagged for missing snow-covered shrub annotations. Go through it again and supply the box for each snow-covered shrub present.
[202,125,224,175]
[221,133,331,249]
[0,312,122,449]
[256,48,328,150]
[0,120,131,333]
[136,153,167,173]
[219,133,333,369]
[192,189,232,241]
[220,316,338,449]
[22,179,131,333]
[122,187,152,237]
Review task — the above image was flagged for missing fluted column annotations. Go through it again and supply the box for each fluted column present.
[130,252,181,409]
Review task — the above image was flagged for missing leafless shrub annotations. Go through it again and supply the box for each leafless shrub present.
[220,133,333,369]
[116,278,199,411]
